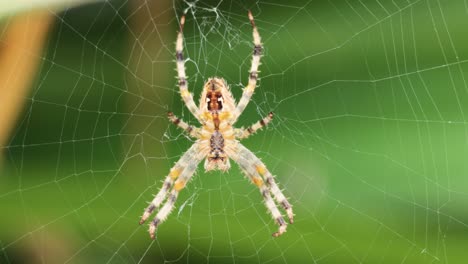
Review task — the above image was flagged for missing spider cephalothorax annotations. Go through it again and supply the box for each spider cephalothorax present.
[139,11,294,239]
[200,78,236,113]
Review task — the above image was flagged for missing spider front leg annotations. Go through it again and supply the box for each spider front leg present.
[176,15,200,120]
[140,143,205,239]
[233,11,263,121]
[228,142,294,236]
[234,112,273,139]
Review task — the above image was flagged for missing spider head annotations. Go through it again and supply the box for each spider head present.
[200,78,235,113]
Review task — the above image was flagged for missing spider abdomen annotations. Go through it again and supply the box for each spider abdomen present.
[204,130,231,171]
[210,130,224,154]
[209,130,225,163]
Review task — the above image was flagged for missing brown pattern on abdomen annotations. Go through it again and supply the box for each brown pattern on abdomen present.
[209,130,224,161]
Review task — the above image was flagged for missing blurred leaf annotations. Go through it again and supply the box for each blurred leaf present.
[0,0,105,18]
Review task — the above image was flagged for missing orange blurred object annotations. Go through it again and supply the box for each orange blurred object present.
[0,11,53,154]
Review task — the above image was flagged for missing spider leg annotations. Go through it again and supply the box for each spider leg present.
[168,112,201,138]
[227,142,293,236]
[234,112,273,139]
[147,156,202,239]
[233,10,262,121]
[260,166,294,224]
[237,155,287,237]
[176,15,200,120]
[139,143,205,238]
[231,143,293,222]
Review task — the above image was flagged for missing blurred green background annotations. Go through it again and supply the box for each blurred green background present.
[2,0,468,263]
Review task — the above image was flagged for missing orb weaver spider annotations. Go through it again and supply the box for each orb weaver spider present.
[140,11,294,239]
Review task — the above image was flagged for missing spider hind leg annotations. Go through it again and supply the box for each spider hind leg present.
[229,143,294,237]
[140,143,205,239]
[240,165,288,237]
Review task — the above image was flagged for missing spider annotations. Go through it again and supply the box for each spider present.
[139,11,293,239]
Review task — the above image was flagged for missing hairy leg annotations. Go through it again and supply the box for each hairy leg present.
[147,155,201,239]
[234,112,273,139]
[228,142,293,236]
[232,11,263,121]
[176,15,200,119]
[140,143,205,238]
[168,112,201,138]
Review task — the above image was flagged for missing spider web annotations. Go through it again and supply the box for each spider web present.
[1,0,468,263]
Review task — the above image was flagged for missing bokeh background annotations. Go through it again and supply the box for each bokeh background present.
[1,0,468,263]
